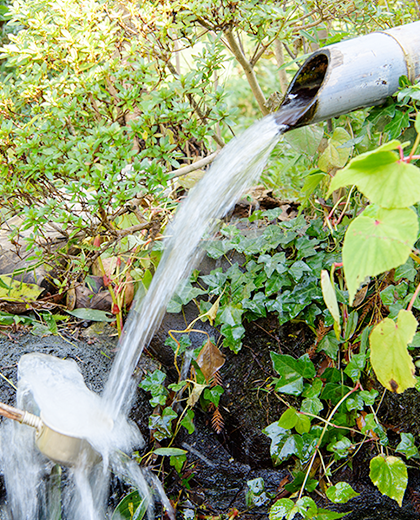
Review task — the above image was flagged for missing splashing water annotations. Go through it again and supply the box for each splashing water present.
[0,106,311,518]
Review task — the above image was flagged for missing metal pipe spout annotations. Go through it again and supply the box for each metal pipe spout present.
[0,400,104,466]
[275,21,420,128]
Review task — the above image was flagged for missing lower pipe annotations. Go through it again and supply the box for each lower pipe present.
[275,21,420,127]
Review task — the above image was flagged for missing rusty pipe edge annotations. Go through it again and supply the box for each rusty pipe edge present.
[276,21,420,127]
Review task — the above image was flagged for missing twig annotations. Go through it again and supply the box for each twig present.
[0,372,17,391]
[224,29,269,116]
[170,152,219,178]
[274,39,289,94]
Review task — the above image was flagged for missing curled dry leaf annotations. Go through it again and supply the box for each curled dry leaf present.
[196,339,226,383]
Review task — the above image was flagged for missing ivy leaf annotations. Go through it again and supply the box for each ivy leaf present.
[167,281,206,313]
[278,407,298,429]
[396,432,419,460]
[220,323,245,353]
[149,407,178,442]
[289,261,312,281]
[269,498,294,520]
[384,110,410,139]
[301,396,323,415]
[327,436,353,460]
[317,331,339,360]
[326,482,360,503]
[370,309,417,393]
[327,140,420,209]
[258,252,287,277]
[344,353,366,383]
[246,477,268,508]
[170,453,187,474]
[271,353,315,395]
[180,409,195,434]
[203,385,224,407]
[369,455,408,506]
[342,205,418,305]
[284,471,319,494]
[359,389,378,406]
[278,407,311,434]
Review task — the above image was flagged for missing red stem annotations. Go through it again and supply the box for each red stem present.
[407,279,420,312]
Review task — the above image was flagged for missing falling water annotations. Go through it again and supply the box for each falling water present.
[0,98,313,519]
[102,114,286,419]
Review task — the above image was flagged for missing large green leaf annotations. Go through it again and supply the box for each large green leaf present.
[328,140,420,208]
[369,455,407,506]
[370,309,417,393]
[342,205,418,305]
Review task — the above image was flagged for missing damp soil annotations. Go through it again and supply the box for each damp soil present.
[148,306,420,519]
[1,316,420,519]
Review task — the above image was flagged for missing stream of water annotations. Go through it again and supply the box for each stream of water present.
[0,98,312,518]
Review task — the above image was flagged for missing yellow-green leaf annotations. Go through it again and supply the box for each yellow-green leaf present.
[370,309,417,393]
[342,205,418,305]
[318,128,351,172]
[326,482,360,503]
[369,455,407,506]
[321,270,341,339]
[178,169,206,190]
[0,275,43,302]
[187,383,207,407]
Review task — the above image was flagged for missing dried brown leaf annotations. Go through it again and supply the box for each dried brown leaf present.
[196,339,225,383]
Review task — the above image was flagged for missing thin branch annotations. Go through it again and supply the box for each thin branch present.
[171,152,219,178]
[115,222,153,238]
[283,43,296,60]
[274,39,289,94]
[224,29,269,116]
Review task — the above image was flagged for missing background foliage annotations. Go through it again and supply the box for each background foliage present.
[2,0,420,518]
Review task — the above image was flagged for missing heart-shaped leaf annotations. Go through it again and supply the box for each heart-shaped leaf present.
[369,455,407,506]
[342,205,418,305]
[370,309,417,393]
[328,140,420,208]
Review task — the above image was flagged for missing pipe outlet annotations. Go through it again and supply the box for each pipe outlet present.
[276,21,420,127]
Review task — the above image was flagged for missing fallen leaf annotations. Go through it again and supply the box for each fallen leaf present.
[196,339,225,382]
[0,274,43,302]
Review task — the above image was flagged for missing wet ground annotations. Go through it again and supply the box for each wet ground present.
[1,315,420,519]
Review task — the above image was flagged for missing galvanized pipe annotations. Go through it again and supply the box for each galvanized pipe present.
[276,21,420,127]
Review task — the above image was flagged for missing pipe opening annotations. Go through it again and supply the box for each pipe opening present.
[274,53,329,128]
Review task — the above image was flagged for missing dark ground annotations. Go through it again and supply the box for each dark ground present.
[0,313,420,519]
